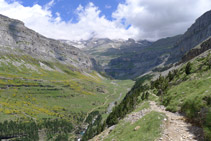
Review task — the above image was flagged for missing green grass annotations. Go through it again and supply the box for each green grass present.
[133,101,150,112]
[163,70,211,113]
[0,53,134,127]
[104,111,166,141]
[158,53,211,140]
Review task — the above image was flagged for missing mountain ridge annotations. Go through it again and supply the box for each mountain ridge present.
[0,14,98,71]
[168,9,211,63]
[104,10,211,79]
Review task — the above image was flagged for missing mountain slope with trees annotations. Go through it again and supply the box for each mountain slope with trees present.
[88,37,211,141]
[0,14,134,140]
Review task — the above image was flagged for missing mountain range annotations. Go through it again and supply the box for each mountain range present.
[0,8,210,141]
[59,10,211,80]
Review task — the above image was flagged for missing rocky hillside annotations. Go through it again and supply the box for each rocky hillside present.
[87,39,211,141]
[64,38,152,68]
[105,35,181,79]
[168,10,211,63]
[101,10,211,79]
[82,38,136,67]
[0,14,97,71]
[0,14,136,140]
[60,10,211,80]
[181,37,211,63]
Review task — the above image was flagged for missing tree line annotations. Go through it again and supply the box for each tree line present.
[0,118,73,141]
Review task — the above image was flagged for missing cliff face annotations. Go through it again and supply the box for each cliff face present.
[105,35,181,79]
[168,10,211,63]
[181,37,211,63]
[105,10,211,79]
[0,14,96,71]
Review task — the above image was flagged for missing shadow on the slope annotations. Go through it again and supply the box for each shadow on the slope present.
[187,124,204,141]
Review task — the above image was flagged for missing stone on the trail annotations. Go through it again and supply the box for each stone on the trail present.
[134,126,140,131]
[164,118,167,121]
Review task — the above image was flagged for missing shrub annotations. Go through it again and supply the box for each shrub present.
[185,62,192,75]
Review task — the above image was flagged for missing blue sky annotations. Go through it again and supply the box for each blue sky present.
[1,0,211,41]
[16,0,124,22]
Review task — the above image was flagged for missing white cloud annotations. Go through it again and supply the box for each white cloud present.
[44,0,55,10]
[0,0,138,41]
[113,0,211,40]
[0,0,210,41]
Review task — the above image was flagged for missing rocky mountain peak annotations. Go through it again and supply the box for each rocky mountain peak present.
[0,14,98,71]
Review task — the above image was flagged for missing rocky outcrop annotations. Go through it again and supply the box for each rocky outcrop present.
[106,10,211,79]
[0,14,97,71]
[168,10,211,63]
[80,38,153,68]
[105,35,181,79]
[181,37,211,63]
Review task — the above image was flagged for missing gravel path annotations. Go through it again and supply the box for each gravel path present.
[91,100,204,141]
[150,101,204,141]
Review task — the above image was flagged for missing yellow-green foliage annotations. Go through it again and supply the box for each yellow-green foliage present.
[0,53,134,127]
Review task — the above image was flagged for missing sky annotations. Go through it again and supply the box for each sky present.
[0,0,211,41]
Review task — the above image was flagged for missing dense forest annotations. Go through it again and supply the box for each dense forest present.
[0,118,73,140]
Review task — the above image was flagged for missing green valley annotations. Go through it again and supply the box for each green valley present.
[92,50,211,141]
[0,53,134,140]
[0,4,211,141]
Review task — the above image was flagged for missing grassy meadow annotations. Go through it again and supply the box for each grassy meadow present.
[0,53,134,139]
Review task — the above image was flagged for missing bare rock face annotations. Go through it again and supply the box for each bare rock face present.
[105,10,211,79]
[181,37,211,63]
[168,10,211,63]
[0,14,97,71]
[105,35,181,79]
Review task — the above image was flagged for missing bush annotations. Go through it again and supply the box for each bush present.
[185,62,192,75]
[55,134,68,141]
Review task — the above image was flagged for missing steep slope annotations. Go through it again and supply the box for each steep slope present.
[0,14,96,71]
[63,38,152,70]
[89,39,211,141]
[82,38,133,67]
[66,38,152,68]
[104,10,211,79]
[168,10,211,63]
[181,37,211,63]
[0,15,135,140]
[105,35,181,79]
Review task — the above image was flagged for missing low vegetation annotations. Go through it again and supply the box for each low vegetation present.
[151,52,211,140]
[104,111,165,141]
[0,53,134,140]
[89,51,211,140]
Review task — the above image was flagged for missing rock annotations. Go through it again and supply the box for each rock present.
[105,35,180,79]
[134,126,140,131]
[168,10,211,63]
[0,14,101,72]
[181,38,211,63]
[104,10,211,79]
